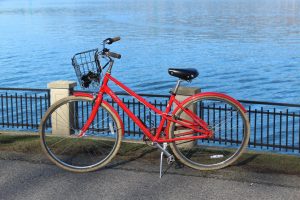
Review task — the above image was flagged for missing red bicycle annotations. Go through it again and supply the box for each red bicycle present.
[39,37,250,172]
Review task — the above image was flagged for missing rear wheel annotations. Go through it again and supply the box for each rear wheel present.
[39,96,122,172]
[169,95,250,170]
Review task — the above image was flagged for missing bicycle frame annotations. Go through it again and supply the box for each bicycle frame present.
[74,72,212,143]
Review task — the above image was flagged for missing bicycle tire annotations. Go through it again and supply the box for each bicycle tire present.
[39,96,122,172]
[169,94,250,170]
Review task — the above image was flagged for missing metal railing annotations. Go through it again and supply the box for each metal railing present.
[0,88,50,131]
[106,92,300,153]
[241,100,300,153]
[0,87,299,153]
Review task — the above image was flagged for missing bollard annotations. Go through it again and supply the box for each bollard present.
[174,86,201,149]
[48,81,77,136]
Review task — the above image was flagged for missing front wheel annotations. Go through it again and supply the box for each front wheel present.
[39,96,122,172]
[169,94,250,170]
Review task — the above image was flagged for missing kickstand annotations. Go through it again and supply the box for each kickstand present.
[159,143,168,178]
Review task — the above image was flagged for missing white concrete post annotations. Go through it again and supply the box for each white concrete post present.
[174,86,201,148]
[48,81,77,136]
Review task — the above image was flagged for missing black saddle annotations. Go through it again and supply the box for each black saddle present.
[168,68,199,81]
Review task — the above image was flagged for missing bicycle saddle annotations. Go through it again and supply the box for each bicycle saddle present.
[168,68,199,81]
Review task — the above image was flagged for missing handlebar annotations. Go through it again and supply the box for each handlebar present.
[102,36,122,59]
[104,36,121,45]
[107,51,121,59]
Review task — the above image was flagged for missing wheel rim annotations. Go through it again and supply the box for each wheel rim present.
[170,97,249,168]
[41,97,119,170]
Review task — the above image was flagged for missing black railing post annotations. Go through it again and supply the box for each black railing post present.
[10,94,14,127]
[248,106,251,147]
[15,93,18,127]
[1,94,4,127]
[6,92,9,127]
[286,109,289,151]
[279,111,282,151]
[35,94,38,128]
[260,107,263,149]
[298,111,300,153]
[21,95,23,128]
[267,110,270,149]
[273,108,276,150]
[292,112,295,152]
[254,109,257,148]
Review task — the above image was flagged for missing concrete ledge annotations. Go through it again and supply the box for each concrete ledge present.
[176,86,201,96]
[47,80,77,89]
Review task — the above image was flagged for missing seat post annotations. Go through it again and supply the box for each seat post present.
[173,79,182,94]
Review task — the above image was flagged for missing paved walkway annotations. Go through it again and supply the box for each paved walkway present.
[1,152,300,200]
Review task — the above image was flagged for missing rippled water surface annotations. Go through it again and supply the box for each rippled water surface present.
[0,0,299,103]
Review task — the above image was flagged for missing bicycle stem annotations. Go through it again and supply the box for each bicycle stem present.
[106,59,114,74]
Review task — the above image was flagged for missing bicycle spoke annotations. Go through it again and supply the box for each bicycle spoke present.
[41,97,121,172]
[170,96,249,170]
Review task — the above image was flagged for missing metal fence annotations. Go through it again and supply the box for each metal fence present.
[0,87,299,153]
[0,88,50,131]
[106,92,300,153]
[240,100,299,153]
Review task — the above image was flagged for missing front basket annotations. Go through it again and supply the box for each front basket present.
[72,49,102,90]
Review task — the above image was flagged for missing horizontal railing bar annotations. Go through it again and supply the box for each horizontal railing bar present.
[199,106,300,117]
[0,123,39,127]
[0,88,50,92]
[0,96,49,100]
[246,111,300,117]
[112,93,300,107]
[76,90,300,107]
[1,88,297,107]
[239,99,300,108]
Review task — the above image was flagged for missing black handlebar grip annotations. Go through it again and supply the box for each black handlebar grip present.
[106,37,121,44]
[111,36,121,43]
[108,51,121,59]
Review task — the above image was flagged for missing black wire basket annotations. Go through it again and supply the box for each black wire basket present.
[72,49,102,90]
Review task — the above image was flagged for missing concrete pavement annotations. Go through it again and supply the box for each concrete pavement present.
[1,152,300,200]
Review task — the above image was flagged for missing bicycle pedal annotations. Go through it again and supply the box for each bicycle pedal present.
[167,155,175,165]
[142,135,150,141]
[174,161,185,169]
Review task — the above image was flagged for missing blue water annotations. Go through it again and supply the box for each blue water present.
[0,0,300,103]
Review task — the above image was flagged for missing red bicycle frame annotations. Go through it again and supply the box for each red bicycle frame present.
[74,72,212,143]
